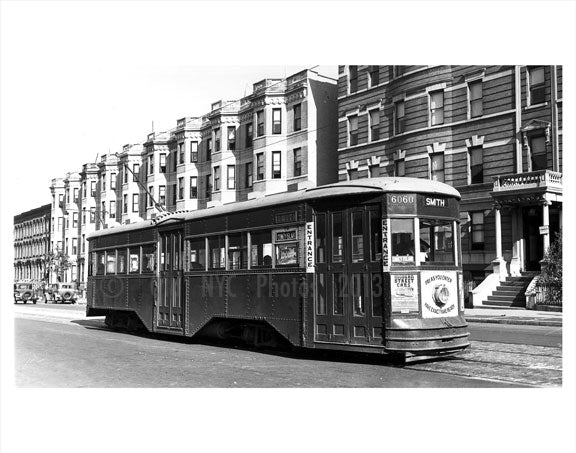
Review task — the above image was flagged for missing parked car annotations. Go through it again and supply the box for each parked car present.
[14,282,39,304]
[46,282,78,304]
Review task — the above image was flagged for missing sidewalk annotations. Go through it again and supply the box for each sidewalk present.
[464,306,562,327]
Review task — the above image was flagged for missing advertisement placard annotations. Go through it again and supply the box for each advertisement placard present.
[420,270,458,318]
[391,273,419,313]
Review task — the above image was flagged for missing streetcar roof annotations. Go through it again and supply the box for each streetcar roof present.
[87,177,460,239]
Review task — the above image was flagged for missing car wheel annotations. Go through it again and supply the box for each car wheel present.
[33,299,37,304]
[62,291,73,302]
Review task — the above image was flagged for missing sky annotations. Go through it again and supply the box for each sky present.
[1,2,576,453]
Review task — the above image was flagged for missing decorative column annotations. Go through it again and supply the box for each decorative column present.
[492,202,509,279]
[509,207,521,276]
[542,200,551,254]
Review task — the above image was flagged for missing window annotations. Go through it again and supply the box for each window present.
[65,238,69,254]
[256,153,265,180]
[82,208,86,225]
[272,151,281,179]
[72,238,78,255]
[117,248,126,273]
[73,187,79,202]
[214,128,221,152]
[471,212,484,251]
[90,207,95,223]
[227,126,236,150]
[102,175,106,191]
[348,65,358,93]
[228,233,248,270]
[257,111,265,137]
[245,162,253,188]
[245,123,253,147]
[293,103,302,131]
[147,186,154,207]
[293,148,302,177]
[369,210,382,262]
[430,153,445,182]
[110,173,117,190]
[190,141,198,162]
[123,166,128,184]
[178,177,184,199]
[369,109,380,141]
[142,244,156,273]
[178,143,184,164]
[58,217,63,230]
[393,65,407,78]
[351,211,364,263]
[391,218,415,263]
[368,65,379,87]
[332,212,344,262]
[82,234,85,253]
[148,155,154,174]
[316,213,326,264]
[528,66,545,105]
[205,175,212,200]
[394,101,406,134]
[129,247,140,273]
[66,189,70,203]
[190,176,198,199]
[159,153,167,173]
[227,165,235,189]
[530,135,547,171]
[132,163,140,182]
[272,108,282,134]
[171,183,177,205]
[348,115,358,146]
[469,146,483,184]
[214,166,221,191]
[251,230,273,268]
[57,241,63,251]
[72,212,78,228]
[58,193,64,205]
[418,218,454,264]
[469,80,483,118]
[188,238,206,270]
[173,152,177,172]
[208,236,226,269]
[430,90,444,125]
[96,252,105,275]
[206,138,212,161]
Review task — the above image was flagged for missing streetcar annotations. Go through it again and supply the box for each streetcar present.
[86,177,470,360]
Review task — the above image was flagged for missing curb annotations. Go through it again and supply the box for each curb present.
[466,317,562,327]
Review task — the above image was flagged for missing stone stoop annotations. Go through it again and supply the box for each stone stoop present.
[482,272,539,307]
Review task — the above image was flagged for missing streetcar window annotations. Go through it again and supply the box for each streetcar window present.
[418,218,455,264]
[189,238,206,270]
[333,273,345,315]
[352,273,365,316]
[209,236,226,269]
[250,230,273,268]
[129,247,140,273]
[142,244,156,273]
[106,251,117,274]
[316,273,326,315]
[228,233,248,270]
[332,212,344,263]
[90,252,96,276]
[351,211,364,262]
[371,273,383,317]
[369,211,382,262]
[316,213,326,263]
[96,252,105,275]
[390,218,415,263]
[117,249,127,274]
[275,243,298,267]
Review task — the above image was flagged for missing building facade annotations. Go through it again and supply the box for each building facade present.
[14,204,52,282]
[42,67,338,292]
[337,65,563,302]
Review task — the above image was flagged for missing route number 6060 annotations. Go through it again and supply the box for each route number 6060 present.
[390,195,414,204]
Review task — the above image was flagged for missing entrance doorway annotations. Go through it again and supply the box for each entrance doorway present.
[523,206,543,271]
[157,229,184,330]
[314,204,384,346]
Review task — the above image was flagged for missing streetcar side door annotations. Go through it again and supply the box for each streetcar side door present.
[314,204,383,346]
[157,229,184,330]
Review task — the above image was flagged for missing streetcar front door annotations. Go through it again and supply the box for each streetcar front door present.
[314,205,384,346]
[157,229,184,330]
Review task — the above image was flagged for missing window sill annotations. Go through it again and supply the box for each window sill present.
[524,102,548,111]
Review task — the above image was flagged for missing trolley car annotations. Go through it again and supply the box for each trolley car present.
[86,177,470,359]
